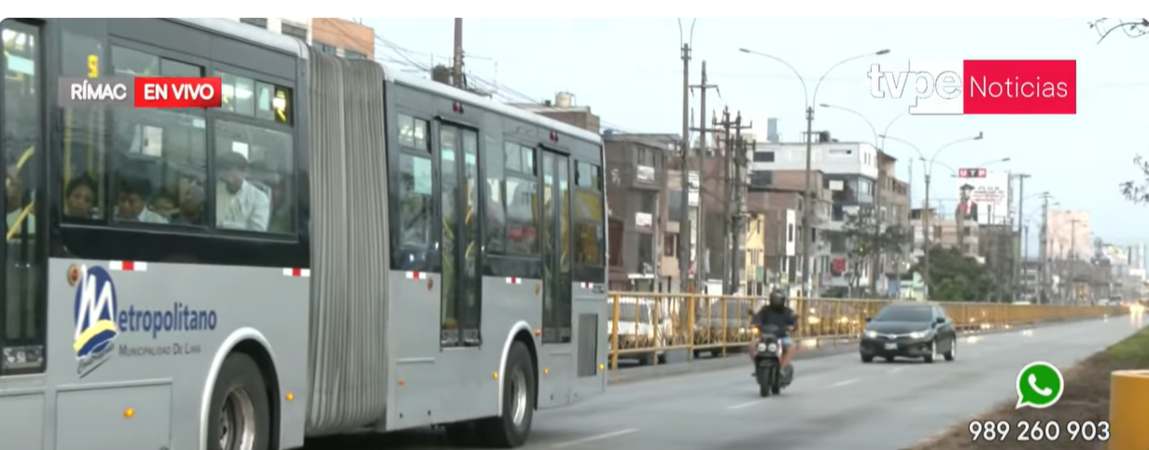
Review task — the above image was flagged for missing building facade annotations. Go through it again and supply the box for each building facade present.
[750,138,908,296]
[512,92,600,134]
[602,132,676,291]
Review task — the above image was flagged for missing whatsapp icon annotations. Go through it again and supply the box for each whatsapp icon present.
[1016,361,1064,409]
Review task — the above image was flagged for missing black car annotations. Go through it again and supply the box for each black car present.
[859,303,957,363]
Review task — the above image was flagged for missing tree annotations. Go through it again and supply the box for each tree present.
[1121,155,1149,204]
[841,208,908,297]
[910,246,997,301]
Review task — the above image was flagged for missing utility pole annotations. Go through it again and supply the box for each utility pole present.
[923,167,933,298]
[1038,192,1051,303]
[730,112,752,295]
[452,18,465,89]
[1014,174,1030,300]
[719,108,733,294]
[689,61,719,293]
[1070,217,1080,304]
[676,21,694,293]
[801,106,815,298]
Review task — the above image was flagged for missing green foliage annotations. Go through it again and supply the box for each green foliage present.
[840,208,909,294]
[911,246,998,301]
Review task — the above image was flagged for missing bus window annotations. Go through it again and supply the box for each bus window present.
[574,161,604,270]
[391,115,434,270]
[60,31,107,221]
[212,121,292,233]
[2,21,44,373]
[109,108,206,226]
[504,143,538,255]
[482,134,504,253]
[112,45,158,76]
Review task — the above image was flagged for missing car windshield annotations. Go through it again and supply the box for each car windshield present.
[874,306,933,322]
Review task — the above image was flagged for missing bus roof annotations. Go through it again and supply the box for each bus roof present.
[388,72,604,146]
[172,18,602,147]
[173,18,310,59]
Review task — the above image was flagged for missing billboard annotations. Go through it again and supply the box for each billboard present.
[956,169,1009,225]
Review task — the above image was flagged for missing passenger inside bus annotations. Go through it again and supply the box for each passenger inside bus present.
[215,151,270,232]
[173,183,205,225]
[5,164,34,232]
[148,189,178,220]
[63,175,98,219]
[114,176,169,224]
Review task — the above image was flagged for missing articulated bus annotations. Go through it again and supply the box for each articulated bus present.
[0,18,608,450]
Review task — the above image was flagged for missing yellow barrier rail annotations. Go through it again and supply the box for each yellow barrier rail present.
[606,291,1126,370]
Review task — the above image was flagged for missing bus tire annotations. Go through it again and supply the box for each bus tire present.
[480,341,535,448]
[208,353,271,450]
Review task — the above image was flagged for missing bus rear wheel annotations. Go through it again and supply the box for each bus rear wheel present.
[208,353,271,450]
[480,341,535,448]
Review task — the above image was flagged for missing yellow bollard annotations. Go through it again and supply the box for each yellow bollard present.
[1109,370,1149,450]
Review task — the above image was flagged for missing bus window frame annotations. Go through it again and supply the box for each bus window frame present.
[1,19,50,375]
[478,134,543,280]
[571,155,606,283]
[54,34,302,245]
[388,108,441,274]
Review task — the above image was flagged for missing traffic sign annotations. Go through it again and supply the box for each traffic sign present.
[958,167,988,178]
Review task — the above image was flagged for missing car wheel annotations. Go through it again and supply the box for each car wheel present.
[944,338,956,362]
[884,356,895,363]
[208,353,270,450]
[861,353,874,363]
[924,340,937,364]
[478,342,535,448]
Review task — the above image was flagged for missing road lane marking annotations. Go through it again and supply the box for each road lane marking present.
[727,400,762,410]
[888,367,905,374]
[830,378,859,388]
[550,428,639,448]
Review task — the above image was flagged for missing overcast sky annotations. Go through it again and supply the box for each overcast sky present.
[364,17,1149,254]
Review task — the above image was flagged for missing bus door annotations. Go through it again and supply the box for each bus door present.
[540,150,572,344]
[539,149,572,404]
[1,20,46,378]
[438,123,481,347]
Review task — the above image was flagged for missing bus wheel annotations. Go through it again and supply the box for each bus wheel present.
[208,353,270,450]
[480,342,535,448]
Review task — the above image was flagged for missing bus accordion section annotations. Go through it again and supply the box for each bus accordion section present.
[303,50,391,434]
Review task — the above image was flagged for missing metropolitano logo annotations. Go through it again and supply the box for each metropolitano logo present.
[73,265,119,377]
[869,59,1076,115]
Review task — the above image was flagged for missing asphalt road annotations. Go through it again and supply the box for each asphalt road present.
[306,314,1145,450]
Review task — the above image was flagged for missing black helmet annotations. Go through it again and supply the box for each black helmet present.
[768,290,786,308]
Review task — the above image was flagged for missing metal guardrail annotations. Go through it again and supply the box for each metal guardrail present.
[607,291,1126,370]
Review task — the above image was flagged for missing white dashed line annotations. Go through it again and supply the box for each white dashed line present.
[830,378,860,388]
[727,400,762,410]
[550,428,640,448]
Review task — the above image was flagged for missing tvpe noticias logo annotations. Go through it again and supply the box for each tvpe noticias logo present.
[73,265,118,377]
[58,77,222,109]
[869,60,1076,115]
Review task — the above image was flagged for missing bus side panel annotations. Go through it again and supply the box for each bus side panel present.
[0,391,45,449]
[45,259,309,450]
[384,273,544,431]
[571,282,609,402]
[385,270,444,430]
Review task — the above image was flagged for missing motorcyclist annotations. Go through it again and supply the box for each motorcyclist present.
[752,289,798,370]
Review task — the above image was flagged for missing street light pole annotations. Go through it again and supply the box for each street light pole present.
[739,47,890,298]
[677,19,695,293]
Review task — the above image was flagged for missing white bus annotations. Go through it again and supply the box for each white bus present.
[0,18,608,450]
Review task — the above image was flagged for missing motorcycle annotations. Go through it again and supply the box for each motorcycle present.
[752,324,793,397]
